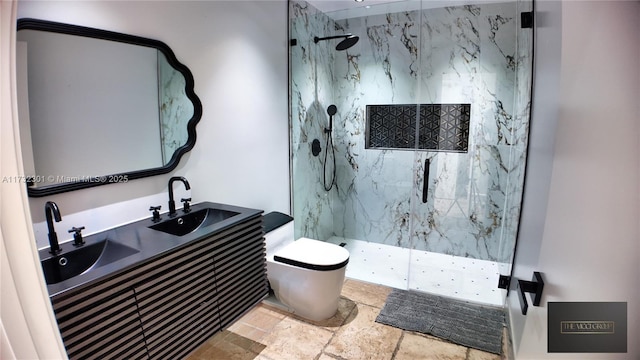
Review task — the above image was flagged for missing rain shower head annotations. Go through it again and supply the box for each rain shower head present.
[336,35,359,51]
[313,34,359,51]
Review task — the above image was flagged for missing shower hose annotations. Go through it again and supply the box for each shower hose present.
[323,130,336,191]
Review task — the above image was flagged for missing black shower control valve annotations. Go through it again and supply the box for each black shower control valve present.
[149,205,162,222]
[181,198,191,213]
[68,226,85,247]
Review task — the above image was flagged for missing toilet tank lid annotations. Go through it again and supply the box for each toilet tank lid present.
[264,212,293,234]
[273,238,349,271]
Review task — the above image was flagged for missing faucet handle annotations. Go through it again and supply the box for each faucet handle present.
[181,198,191,213]
[149,206,162,222]
[69,226,85,247]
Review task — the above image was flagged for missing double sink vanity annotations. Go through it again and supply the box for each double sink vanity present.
[39,198,268,359]
[18,17,269,359]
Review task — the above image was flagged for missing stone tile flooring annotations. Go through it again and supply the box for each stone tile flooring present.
[186,279,508,360]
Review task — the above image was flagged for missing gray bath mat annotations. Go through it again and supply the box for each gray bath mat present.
[375,289,505,354]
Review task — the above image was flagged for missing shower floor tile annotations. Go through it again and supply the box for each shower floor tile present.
[327,236,507,306]
[327,236,411,290]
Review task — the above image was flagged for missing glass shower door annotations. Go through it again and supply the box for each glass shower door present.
[406,0,534,306]
[288,0,533,307]
[331,4,420,290]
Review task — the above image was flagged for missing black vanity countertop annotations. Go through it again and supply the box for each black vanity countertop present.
[40,201,263,298]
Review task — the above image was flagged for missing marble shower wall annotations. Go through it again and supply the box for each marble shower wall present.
[290,1,532,263]
[407,3,524,262]
[290,1,337,240]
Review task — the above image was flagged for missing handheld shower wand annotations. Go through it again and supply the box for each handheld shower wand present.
[324,105,337,191]
[325,104,337,133]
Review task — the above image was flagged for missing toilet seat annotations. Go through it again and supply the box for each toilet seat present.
[273,238,349,271]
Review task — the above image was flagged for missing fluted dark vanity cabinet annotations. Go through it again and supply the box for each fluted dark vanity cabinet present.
[53,287,146,359]
[49,215,267,360]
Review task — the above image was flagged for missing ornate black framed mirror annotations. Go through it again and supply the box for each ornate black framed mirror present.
[16,18,202,197]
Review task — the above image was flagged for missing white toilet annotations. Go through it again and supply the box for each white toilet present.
[263,212,349,321]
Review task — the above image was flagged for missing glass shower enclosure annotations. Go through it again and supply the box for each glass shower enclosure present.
[289,0,533,306]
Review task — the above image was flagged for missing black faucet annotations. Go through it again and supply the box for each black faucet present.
[45,201,62,255]
[168,176,190,216]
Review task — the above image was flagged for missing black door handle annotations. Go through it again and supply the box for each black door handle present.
[517,272,545,315]
[422,158,430,203]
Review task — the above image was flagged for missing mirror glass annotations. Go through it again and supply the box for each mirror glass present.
[16,19,202,197]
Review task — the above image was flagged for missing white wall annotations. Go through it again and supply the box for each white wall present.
[17,1,290,248]
[509,1,640,359]
[2,1,68,357]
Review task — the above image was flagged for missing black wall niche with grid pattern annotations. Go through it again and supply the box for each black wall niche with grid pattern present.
[366,104,471,152]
